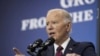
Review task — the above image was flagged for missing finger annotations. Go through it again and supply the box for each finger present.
[66,53,72,56]
[71,53,80,56]
[66,53,80,56]
[15,55,25,56]
[71,53,76,56]
[13,47,22,54]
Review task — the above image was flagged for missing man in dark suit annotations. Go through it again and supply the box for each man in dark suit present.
[41,38,96,56]
[13,8,96,56]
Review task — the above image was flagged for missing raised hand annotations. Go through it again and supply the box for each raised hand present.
[66,53,80,56]
[13,47,25,56]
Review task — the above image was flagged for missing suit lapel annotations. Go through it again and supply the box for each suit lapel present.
[64,38,78,56]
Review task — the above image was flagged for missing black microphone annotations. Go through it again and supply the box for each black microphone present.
[27,37,55,56]
[38,37,55,51]
[27,39,43,52]
[43,37,55,46]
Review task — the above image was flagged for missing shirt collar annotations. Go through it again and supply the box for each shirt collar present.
[54,37,70,54]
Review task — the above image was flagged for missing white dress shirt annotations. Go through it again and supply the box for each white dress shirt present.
[54,37,70,55]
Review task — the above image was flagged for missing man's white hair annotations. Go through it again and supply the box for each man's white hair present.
[46,8,72,34]
[46,8,72,23]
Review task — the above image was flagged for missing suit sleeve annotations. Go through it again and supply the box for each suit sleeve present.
[74,42,97,56]
[78,42,97,56]
[82,45,97,56]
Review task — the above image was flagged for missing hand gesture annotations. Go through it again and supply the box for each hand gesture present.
[13,47,25,56]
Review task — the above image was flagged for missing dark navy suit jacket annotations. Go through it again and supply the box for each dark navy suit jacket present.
[41,38,96,56]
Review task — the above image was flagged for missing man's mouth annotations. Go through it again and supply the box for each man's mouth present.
[49,32,55,36]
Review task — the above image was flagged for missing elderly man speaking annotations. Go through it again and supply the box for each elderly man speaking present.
[13,8,96,56]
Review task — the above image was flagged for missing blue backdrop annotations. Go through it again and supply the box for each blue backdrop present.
[0,0,98,56]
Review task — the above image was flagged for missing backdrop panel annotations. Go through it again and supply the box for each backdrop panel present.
[0,0,98,56]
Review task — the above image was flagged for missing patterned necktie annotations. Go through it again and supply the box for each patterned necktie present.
[56,46,63,56]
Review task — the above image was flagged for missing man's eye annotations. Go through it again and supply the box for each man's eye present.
[53,22,57,24]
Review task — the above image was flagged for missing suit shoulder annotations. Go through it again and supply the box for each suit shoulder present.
[73,42,95,54]
[78,42,95,48]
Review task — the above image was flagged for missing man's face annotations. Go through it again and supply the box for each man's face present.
[46,11,71,41]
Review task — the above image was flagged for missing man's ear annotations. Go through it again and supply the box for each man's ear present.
[66,22,71,32]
